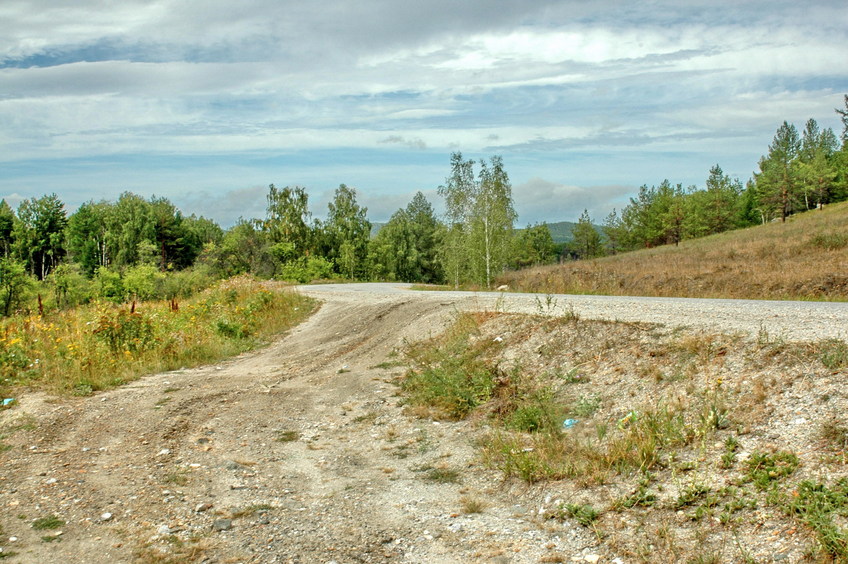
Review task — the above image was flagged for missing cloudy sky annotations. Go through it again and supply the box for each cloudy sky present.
[2,1,847,227]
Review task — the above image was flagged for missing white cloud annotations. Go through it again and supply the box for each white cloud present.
[513,178,634,224]
[0,0,845,227]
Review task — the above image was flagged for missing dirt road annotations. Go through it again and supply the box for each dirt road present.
[1,284,845,563]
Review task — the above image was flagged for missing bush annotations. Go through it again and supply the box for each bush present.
[277,256,336,283]
[94,267,124,302]
[123,264,164,301]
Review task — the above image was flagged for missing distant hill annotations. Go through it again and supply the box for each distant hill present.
[499,201,848,301]
[539,221,578,244]
[517,221,602,244]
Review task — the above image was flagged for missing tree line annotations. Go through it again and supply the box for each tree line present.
[578,102,848,258]
[1,97,847,314]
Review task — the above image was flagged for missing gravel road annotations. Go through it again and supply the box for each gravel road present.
[300,283,848,342]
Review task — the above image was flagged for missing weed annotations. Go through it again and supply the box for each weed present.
[275,430,299,442]
[413,464,461,484]
[615,480,657,509]
[551,503,599,527]
[719,436,739,469]
[460,496,486,514]
[31,515,64,530]
[403,314,499,419]
[163,471,189,486]
[744,450,799,490]
[534,294,558,315]
[553,367,582,384]
[817,338,848,369]
[818,418,848,456]
[675,483,711,509]
[785,478,848,560]
[573,394,601,417]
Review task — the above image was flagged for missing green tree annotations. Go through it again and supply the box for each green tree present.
[468,155,517,288]
[66,201,111,276]
[798,119,839,209]
[571,209,602,259]
[685,165,743,237]
[48,263,93,309]
[149,197,202,270]
[12,194,68,280]
[264,184,313,263]
[325,184,371,279]
[0,258,34,316]
[602,209,628,254]
[512,223,557,268]
[368,209,417,281]
[105,192,155,268]
[203,219,272,278]
[0,200,15,258]
[755,121,801,222]
[437,152,476,288]
[404,192,443,283]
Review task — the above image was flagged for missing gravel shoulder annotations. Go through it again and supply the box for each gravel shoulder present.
[0,284,845,563]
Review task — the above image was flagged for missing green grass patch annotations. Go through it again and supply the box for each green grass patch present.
[786,479,848,560]
[744,450,799,490]
[817,338,848,369]
[550,503,599,527]
[31,515,64,530]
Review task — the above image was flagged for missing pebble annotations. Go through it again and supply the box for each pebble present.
[195,502,213,512]
[213,519,233,532]
[157,525,171,535]
[101,512,113,521]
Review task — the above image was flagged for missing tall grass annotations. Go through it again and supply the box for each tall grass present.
[498,201,848,301]
[0,275,313,398]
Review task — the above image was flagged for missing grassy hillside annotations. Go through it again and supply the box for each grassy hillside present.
[498,201,848,301]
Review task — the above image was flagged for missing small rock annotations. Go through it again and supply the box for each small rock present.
[157,525,172,536]
[585,555,601,563]
[45,478,57,485]
[157,448,170,456]
[195,503,213,513]
[9,537,17,542]
[212,519,232,532]
[101,512,113,522]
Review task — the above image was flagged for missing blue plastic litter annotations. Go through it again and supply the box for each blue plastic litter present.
[2,398,15,407]
[562,418,578,428]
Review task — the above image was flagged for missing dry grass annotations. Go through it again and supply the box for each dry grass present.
[498,201,848,300]
[0,275,314,399]
[401,309,848,561]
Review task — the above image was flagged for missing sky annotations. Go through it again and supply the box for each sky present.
[1,0,847,227]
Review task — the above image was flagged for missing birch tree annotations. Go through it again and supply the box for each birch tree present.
[437,152,475,288]
[468,156,516,288]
